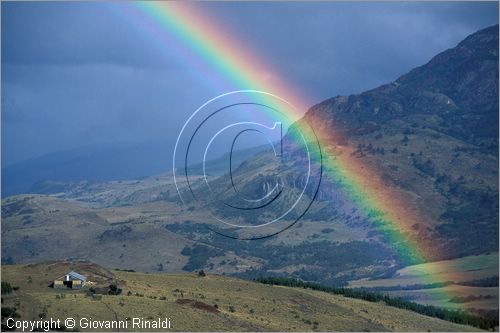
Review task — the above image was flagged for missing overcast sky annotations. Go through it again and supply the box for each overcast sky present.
[2,1,498,166]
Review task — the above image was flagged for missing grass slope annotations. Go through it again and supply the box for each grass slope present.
[349,253,499,316]
[1,262,481,332]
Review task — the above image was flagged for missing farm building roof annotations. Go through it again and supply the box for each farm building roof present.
[57,271,87,282]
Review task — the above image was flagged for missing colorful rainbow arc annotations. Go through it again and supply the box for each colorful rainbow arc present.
[114,1,464,307]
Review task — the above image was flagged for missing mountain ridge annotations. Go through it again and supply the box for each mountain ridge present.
[303,24,498,149]
[293,24,499,260]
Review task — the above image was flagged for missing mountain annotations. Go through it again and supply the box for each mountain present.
[2,141,271,198]
[1,141,174,197]
[297,24,499,259]
[304,25,498,149]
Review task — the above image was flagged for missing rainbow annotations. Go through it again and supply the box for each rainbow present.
[113,1,464,307]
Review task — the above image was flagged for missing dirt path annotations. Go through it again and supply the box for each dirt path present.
[100,298,120,332]
[18,291,40,320]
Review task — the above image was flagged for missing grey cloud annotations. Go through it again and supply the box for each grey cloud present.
[2,2,498,166]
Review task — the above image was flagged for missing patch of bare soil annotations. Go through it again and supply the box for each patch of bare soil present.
[175,299,219,313]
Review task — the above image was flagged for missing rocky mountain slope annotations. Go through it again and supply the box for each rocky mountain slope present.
[297,24,499,259]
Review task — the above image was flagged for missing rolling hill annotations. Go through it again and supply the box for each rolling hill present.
[0,262,484,331]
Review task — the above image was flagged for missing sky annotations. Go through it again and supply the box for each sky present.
[2,1,498,166]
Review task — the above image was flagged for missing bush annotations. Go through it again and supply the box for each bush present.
[228,306,235,313]
[198,270,206,277]
[108,284,122,295]
[1,307,20,319]
[1,282,12,295]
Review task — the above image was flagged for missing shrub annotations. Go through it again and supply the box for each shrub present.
[108,284,122,295]
[198,270,206,277]
[1,282,12,295]
[2,307,19,317]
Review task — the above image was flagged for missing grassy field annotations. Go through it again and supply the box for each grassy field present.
[349,253,498,316]
[1,262,483,332]
[350,253,498,287]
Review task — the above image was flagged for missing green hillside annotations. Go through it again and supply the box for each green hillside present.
[1,262,483,332]
[349,253,499,319]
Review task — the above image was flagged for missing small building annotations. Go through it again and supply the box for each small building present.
[53,271,87,289]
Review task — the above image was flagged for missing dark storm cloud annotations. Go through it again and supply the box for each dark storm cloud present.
[201,2,498,99]
[2,2,172,67]
[2,2,498,165]
[2,62,210,164]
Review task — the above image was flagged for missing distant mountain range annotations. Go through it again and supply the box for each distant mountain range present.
[2,141,174,197]
[1,141,267,197]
